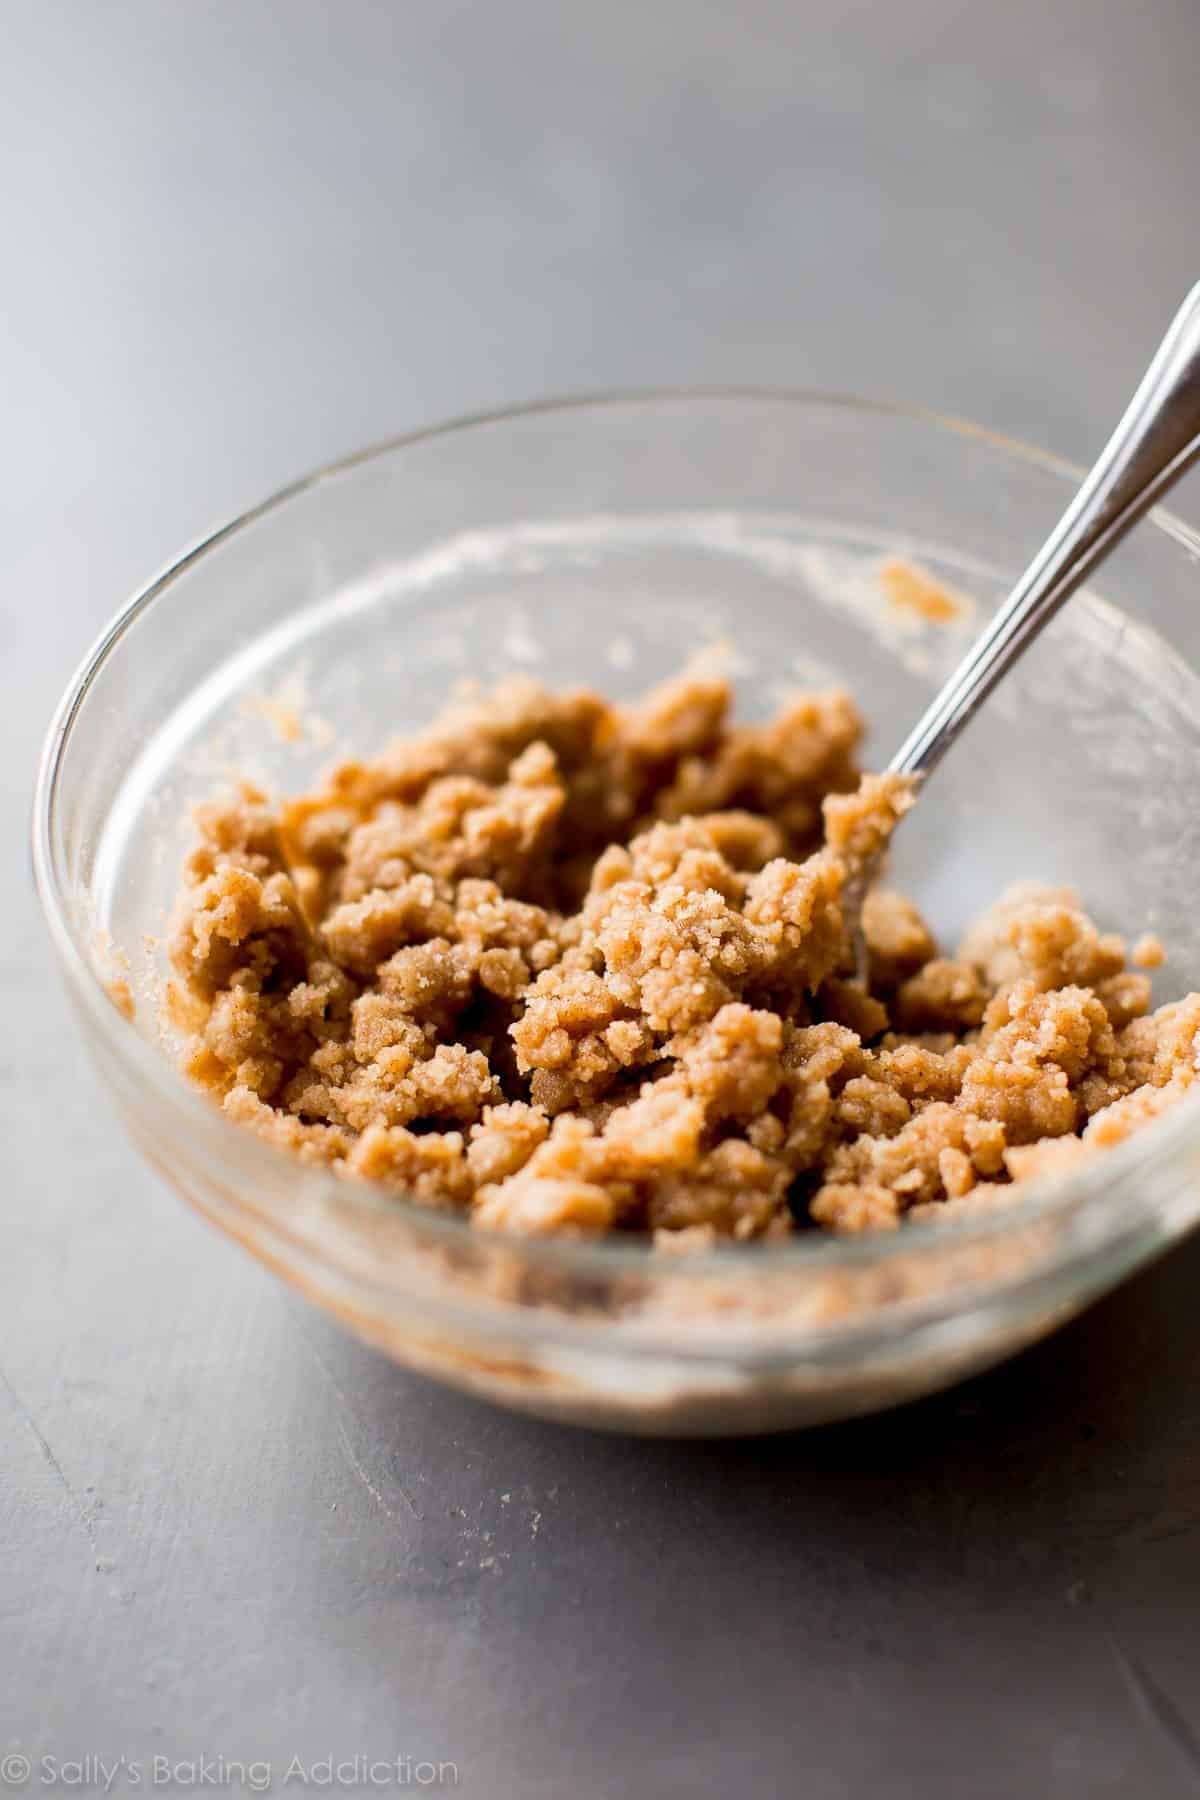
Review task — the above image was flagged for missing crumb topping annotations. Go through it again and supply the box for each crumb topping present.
[168,664,1199,1240]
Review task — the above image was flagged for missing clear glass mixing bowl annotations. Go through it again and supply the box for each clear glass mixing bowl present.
[33,393,1200,1433]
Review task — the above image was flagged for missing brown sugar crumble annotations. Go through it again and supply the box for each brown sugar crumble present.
[167,663,1200,1243]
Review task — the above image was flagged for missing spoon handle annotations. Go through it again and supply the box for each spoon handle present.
[890,283,1200,780]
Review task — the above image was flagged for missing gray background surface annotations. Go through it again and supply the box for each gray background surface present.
[5,4,1200,1795]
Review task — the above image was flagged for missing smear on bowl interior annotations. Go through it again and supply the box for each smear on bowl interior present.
[878,556,970,626]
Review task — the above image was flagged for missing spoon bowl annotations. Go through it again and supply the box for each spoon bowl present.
[33,390,1200,1431]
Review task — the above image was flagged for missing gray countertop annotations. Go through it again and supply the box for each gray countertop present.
[5,5,1200,1795]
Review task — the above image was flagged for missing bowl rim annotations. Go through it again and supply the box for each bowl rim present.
[31,384,1200,1284]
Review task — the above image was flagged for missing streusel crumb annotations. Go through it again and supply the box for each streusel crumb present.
[168,664,1199,1239]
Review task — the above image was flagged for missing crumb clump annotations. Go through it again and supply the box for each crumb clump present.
[168,664,1199,1241]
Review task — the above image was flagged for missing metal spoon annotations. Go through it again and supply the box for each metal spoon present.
[850,281,1200,974]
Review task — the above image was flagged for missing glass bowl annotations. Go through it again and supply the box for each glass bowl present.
[33,393,1200,1435]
